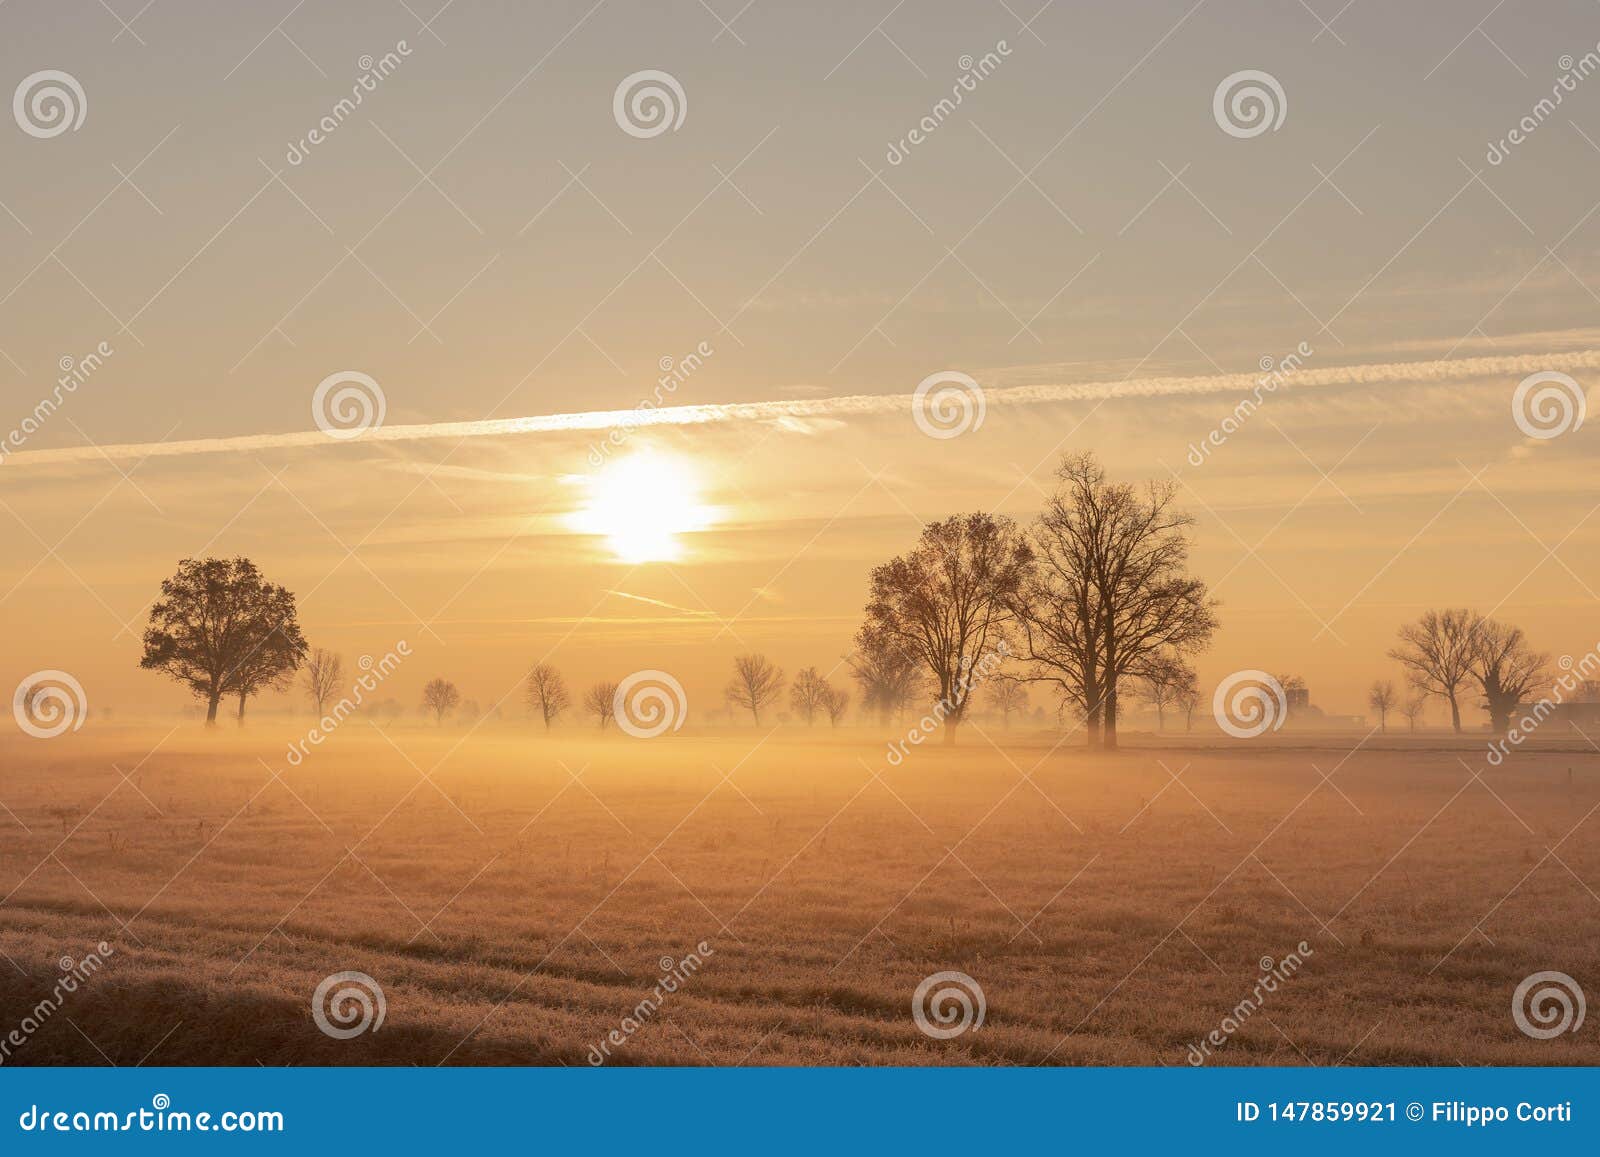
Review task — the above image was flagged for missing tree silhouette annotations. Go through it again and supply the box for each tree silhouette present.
[304,649,343,717]
[1138,654,1196,733]
[822,685,850,727]
[789,667,829,725]
[845,639,923,725]
[859,513,1031,745]
[1400,693,1427,732]
[986,675,1029,728]
[585,681,619,729]
[725,654,784,725]
[1472,618,1547,734]
[526,663,571,730]
[1389,609,1480,733]
[139,557,307,726]
[1367,679,1397,732]
[421,678,460,725]
[1009,455,1215,749]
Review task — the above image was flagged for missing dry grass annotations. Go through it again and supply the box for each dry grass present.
[0,724,1596,1066]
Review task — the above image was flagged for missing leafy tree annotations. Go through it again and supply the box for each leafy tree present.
[859,513,1031,744]
[526,662,571,730]
[421,678,460,725]
[725,654,785,725]
[139,557,308,726]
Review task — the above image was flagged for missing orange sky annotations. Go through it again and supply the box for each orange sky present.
[2,1,1598,721]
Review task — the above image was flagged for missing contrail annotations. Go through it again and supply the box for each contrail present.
[4,349,1595,470]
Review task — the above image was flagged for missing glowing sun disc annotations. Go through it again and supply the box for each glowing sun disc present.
[571,453,712,562]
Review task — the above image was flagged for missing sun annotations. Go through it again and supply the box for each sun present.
[571,452,714,563]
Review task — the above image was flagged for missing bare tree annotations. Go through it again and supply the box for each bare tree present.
[1367,679,1397,732]
[859,513,1032,745]
[1472,618,1547,734]
[585,681,619,729]
[1177,676,1202,732]
[139,557,308,726]
[1138,654,1196,732]
[789,667,829,725]
[725,654,785,725]
[1400,693,1427,733]
[1010,454,1216,749]
[304,649,343,717]
[1389,609,1481,733]
[845,638,924,725]
[525,662,571,730]
[985,675,1029,728]
[421,678,460,725]
[822,685,850,727]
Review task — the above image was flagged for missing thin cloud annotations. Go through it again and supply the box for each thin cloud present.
[6,349,1597,470]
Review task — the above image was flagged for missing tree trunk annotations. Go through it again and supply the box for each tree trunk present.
[236,691,247,725]
[1103,683,1119,750]
[1448,692,1462,733]
[205,690,221,726]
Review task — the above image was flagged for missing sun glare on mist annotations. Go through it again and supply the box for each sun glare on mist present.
[571,453,714,563]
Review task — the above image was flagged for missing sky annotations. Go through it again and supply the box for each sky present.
[1,0,1598,721]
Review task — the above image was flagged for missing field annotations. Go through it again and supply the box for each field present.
[0,724,1596,1067]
